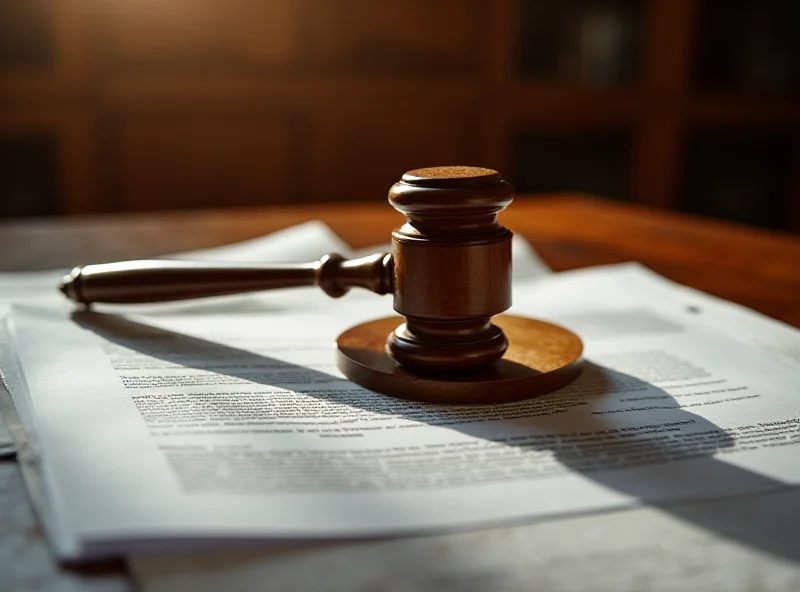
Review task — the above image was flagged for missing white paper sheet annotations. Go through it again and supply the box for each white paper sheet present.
[613,263,800,366]
[0,223,548,450]
[129,263,800,592]
[131,486,800,592]
[170,220,354,263]
[5,263,800,560]
[0,221,365,455]
[0,220,394,592]
[0,271,65,456]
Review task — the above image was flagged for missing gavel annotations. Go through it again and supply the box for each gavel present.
[60,166,583,403]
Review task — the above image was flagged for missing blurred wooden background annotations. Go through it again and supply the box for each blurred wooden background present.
[1,0,799,231]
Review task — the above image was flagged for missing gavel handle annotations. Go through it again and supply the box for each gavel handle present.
[58,252,393,305]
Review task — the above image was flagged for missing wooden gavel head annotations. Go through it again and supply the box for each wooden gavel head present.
[385,166,513,373]
[60,165,583,403]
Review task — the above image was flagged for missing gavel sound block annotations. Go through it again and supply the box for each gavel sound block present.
[60,166,584,404]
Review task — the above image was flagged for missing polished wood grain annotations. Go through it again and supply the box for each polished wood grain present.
[59,253,393,305]
[337,315,584,404]
[58,166,587,398]
[386,166,515,372]
[2,194,799,327]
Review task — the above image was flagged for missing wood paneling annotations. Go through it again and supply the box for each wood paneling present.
[0,0,798,229]
[305,0,480,72]
[98,0,298,70]
[0,109,95,213]
[513,129,632,199]
[0,0,53,71]
[310,109,477,202]
[0,132,57,217]
[107,114,297,211]
[0,0,93,96]
[633,0,697,208]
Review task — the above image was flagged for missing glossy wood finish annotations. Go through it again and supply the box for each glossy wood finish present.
[337,315,584,404]
[386,166,514,372]
[2,194,799,326]
[58,166,573,383]
[59,253,393,304]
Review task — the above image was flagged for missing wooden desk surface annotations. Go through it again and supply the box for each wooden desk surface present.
[2,194,799,326]
[1,194,799,590]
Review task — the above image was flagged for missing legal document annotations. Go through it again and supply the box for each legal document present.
[0,221,359,456]
[0,271,66,455]
[0,222,548,459]
[4,258,799,560]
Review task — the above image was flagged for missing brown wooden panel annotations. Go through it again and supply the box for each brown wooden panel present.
[641,0,696,95]
[632,117,682,209]
[107,115,297,211]
[305,0,480,72]
[480,0,516,172]
[791,147,800,233]
[512,85,641,125]
[98,0,297,70]
[0,0,94,93]
[0,109,95,214]
[0,0,53,71]
[310,109,477,202]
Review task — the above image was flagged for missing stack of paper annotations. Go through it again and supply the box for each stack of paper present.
[1,222,799,590]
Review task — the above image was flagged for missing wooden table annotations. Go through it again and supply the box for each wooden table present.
[1,194,799,590]
[3,194,799,326]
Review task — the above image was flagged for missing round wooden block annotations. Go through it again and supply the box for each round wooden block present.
[336,315,584,404]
